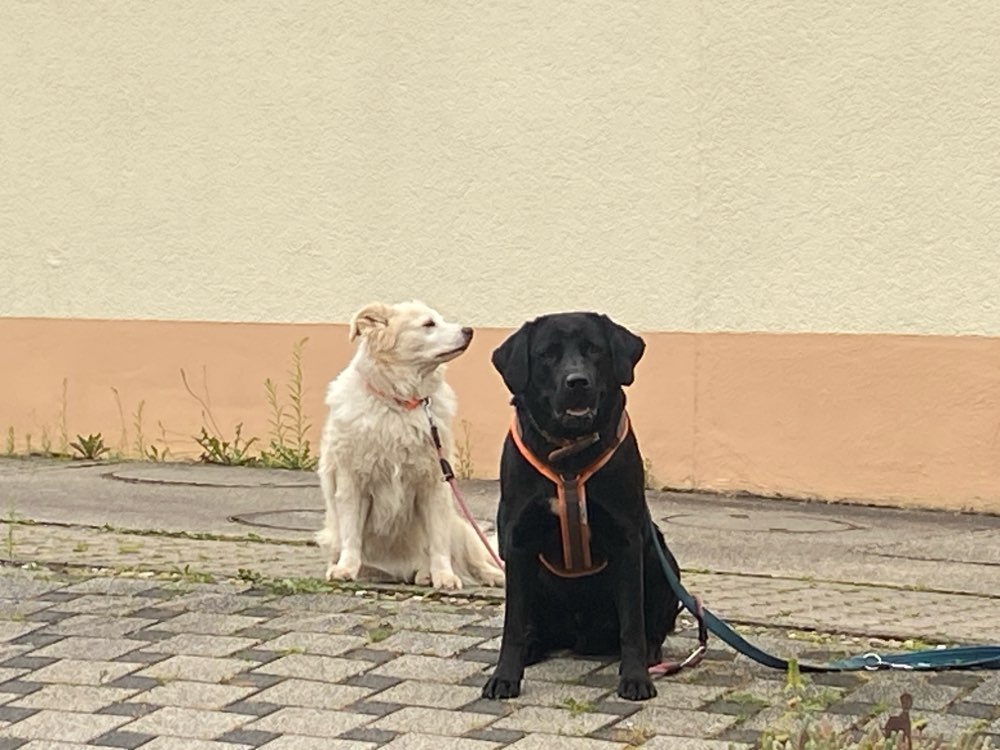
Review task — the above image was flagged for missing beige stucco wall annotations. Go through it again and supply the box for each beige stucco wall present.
[3,1,999,335]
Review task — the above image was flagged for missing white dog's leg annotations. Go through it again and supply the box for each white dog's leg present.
[316,458,342,575]
[422,486,462,590]
[327,474,367,582]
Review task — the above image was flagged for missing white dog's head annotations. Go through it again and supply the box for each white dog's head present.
[349,300,473,368]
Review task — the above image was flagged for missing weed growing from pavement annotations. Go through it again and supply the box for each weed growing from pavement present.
[260,337,317,471]
[455,419,475,479]
[561,697,596,716]
[4,427,14,456]
[59,378,69,454]
[111,387,129,456]
[70,433,111,460]
[759,717,994,750]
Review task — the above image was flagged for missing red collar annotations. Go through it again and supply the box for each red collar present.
[365,381,425,411]
[509,410,630,578]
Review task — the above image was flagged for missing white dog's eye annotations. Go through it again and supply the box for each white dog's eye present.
[423,320,436,328]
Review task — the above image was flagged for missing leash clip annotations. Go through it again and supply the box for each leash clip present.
[862,653,914,671]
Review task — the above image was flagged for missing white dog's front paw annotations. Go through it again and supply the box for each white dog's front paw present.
[431,570,463,590]
[326,561,361,581]
[480,567,505,588]
[414,569,432,586]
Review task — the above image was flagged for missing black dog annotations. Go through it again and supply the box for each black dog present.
[482,312,681,702]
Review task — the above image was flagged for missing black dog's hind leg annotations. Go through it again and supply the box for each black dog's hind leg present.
[612,538,657,701]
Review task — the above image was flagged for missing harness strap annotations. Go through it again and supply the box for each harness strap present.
[510,411,629,578]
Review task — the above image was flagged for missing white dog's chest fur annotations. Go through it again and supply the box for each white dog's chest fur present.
[321,371,455,537]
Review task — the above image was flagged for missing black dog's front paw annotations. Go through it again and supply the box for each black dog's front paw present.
[617,674,657,701]
[482,673,522,699]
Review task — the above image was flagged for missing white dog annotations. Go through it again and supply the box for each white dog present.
[316,300,504,590]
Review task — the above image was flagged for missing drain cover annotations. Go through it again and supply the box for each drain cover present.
[230,509,323,532]
[664,509,857,534]
[107,464,318,488]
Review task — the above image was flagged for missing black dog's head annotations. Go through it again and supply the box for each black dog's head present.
[492,312,645,437]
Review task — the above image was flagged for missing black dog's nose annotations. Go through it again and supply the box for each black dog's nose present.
[565,373,591,390]
[462,327,474,339]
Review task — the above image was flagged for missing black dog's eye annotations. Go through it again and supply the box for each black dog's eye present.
[423,320,436,328]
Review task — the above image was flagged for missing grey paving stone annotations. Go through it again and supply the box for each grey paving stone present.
[251,679,372,711]
[459,698,517,717]
[261,632,366,658]
[130,680,258,710]
[338,728,397,745]
[134,739,254,750]
[223,701,282,718]
[492,705,620,736]
[23,610,73,624]
[644,738,752,749]
[63,578,159,596]
[0,680,43,696]
[507,680,609,709]
[1,709,129,742]
[380,736,501,749]
[216,729,281,747]
[373,706,496,736]
[349,700,402,717]
[0,705,38,723]
[374,631,483,658]
[227,649,283,667]
[383,609,482,633]
[125,706,250,739]
[96,702,160,718]
[113,651,170,665]
[371,654,487,684]
[515,737,632,749]
[8,633,62,649]
[374,680,483,710]
[847,675,963,711]
[164,592,258,615]
[35,591,78,603]
[136,655,256,683]
[523,657,606,682]
[238,607,283,619]
[23,659,136,686]
[253,737,377,749]
[270,593,362,613]
[0,739,26,750]
[232,625,288,641]
[222,672,285,690]
[967,677,1000,705]
[947,701,998,720]
[254,654,370,683]
[90,729,156,748]
[0,623,42,643]
[465,728,525,744]
[11,684,137,712]
[341,648,397,665]
[343,673,400,692]
[0,657,58,671]
[458,648,501,664]
[130,629,176,642]
[157,613,263,636]
[47,615,150,638]
[32,637,144,661]
[263,613,374,635]
[128,606,184,621]
[144,634,262,658]
[246,706,373,737]
[106,675,160,691]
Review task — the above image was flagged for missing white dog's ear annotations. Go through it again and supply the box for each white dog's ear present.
[349,302,393,342]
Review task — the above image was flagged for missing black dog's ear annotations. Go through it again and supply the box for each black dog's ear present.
[492,322,533,394]
[602,315,645,386]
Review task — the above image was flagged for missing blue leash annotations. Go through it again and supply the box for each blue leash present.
[650,518,1000,673]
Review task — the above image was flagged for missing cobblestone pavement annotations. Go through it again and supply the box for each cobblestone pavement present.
[0,565,998,749]
[0,459,999,747]
[4,519,1000,644]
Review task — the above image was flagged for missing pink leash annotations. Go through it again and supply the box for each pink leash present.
[422,401,505,571]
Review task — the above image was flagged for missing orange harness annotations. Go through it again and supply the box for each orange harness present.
[509,410,631,578]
